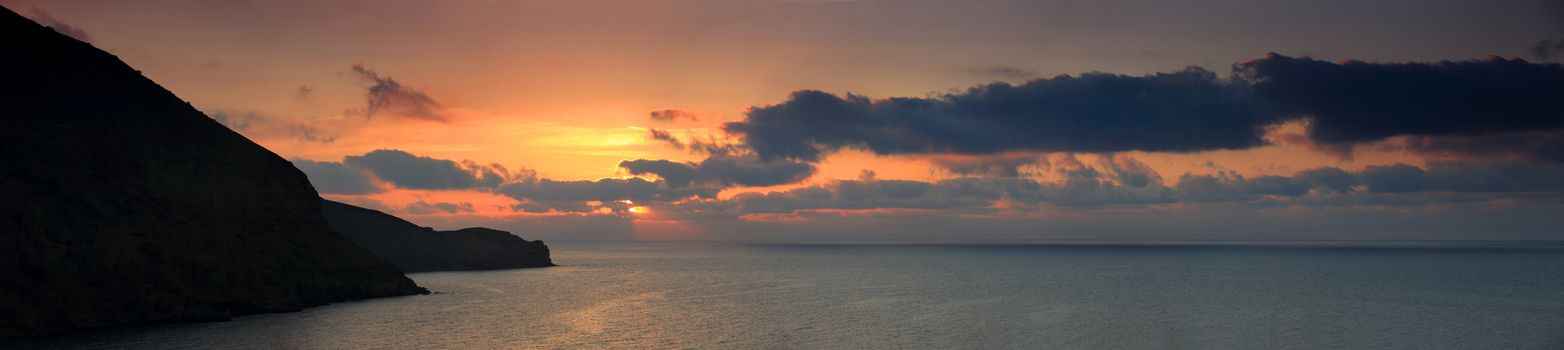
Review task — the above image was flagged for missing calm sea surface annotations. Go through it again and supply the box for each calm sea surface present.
[12,241,1564,349]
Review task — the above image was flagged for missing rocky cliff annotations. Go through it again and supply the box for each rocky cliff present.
[0,6,426,338]
[321,200,554,272]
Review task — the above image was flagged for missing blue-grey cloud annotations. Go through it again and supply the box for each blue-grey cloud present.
[342,149,522,190]
[619,154,816,188]
[1401,130,1564,163]
[1294,167,1355,193]
[928,153,1047,177]
[495,177,718,204]
[297,150,714,214]
[722,55,1564,162]
[290,159,385,195]
[617,159,702,187]
[1357,161,1564,194]
[295,149,1564,225]
[1356,164,1428,193]
[656,159,1564,220]
[403,200,475,214]
[727,67,1273,161]
[1239,54,1564,146]
[696,154,816,187]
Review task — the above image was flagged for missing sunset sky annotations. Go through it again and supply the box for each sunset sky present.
[8,0,1564,241]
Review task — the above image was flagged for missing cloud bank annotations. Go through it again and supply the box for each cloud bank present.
[618,154,816,188]
[721,54,1564,163]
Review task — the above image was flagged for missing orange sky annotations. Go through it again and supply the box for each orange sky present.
[8,0,1562,241]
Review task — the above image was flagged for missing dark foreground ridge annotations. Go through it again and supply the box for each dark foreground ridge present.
[0,7,426,338]
[322,200,554,272]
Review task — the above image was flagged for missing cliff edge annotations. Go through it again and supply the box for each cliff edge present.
[321,200,554,273]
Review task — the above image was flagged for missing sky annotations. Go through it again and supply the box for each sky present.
[7,0,1564,241]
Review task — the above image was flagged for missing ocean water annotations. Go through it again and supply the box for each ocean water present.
[12,241,1564,349]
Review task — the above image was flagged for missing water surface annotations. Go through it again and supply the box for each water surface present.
[14,241,1564,349]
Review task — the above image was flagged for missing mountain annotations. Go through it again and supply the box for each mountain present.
[0,6,426,338]
[321,200,554,272]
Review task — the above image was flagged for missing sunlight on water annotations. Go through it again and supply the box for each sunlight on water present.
[12,242,1564,349]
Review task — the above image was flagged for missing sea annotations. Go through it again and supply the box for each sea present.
[11,241,1564,349]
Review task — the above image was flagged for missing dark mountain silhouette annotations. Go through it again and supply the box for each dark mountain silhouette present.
[321,200,554,272]
[0,6,426,338]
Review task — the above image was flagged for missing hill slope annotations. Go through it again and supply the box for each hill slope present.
[0,6,425,338]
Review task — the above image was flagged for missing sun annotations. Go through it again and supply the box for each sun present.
[628,206,649,214]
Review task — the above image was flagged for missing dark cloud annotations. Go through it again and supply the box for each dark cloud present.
[724,177,991,214]
[967,65,1037,79]
[1271,131,1358,161]
[928,153,1046,177]
[342,149,525,190]
[1239,54,1564,146]
[656,156,1173,218]
[721,55,1564,162]
[1355,164,1430,193]
[1175,171,1313,202]
[648,128,685,150]
[650,109,698,122]
[298,150,712,214]
[294,85,315,100]
[1097,154,1160,188]
[290,159,385,195]
[619,154,817,188]
[650,199,1564,242]
[1401,130,1564,163]
[1357,161,1564,194]
[496,177,717,204]
[1167,160,1564,203]
[295,148,1564,227]
[686,138,745,156]
[1294,167,1355,193]
[731,69,1273,161]
[727,67,1277,161]
[1037,157,1174,207]
[696,154,816,187]
[286,123,337,144]
[404,201,475,214]
[1533,38,1564,60]
[653,158,1564,219]
[349,64,450,122]
[24,7,89,42]
[673,166,1172,216]
[645,128,746,156]
[618,159,701,187]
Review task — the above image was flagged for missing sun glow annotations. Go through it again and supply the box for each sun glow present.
[628,206,649,214]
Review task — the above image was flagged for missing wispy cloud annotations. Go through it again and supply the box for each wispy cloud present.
[348,64,451,122]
